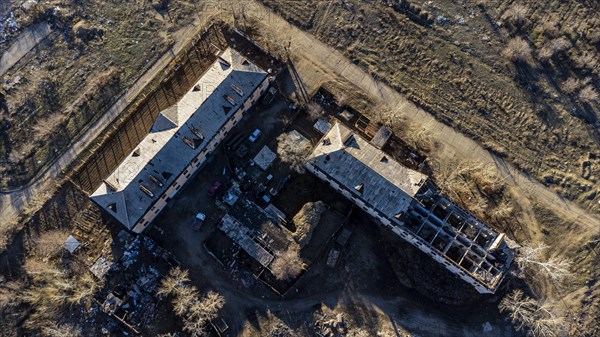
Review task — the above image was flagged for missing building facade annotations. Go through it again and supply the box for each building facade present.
[91,48,269,233]
[306,123,513,294]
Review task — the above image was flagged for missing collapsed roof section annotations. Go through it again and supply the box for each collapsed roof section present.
[307,123,513,293]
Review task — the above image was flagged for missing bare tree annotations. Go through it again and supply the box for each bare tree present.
[270,244,305,281]
[189,291,225,322]
[516,243,572,284]
[292,201,327,248]
[32,230,69,260]
[503,37,532,63]
[499,290,568,337]
[159,268,225,337]
[157,267,190,298]
[276,132,312,174]
[172,285,199,317]
[41,323,82,337]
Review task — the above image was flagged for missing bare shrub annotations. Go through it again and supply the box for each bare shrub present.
[503,37,532,63]
[276,131,312,173]
[499,290,568,337]
[537,38,570,61]
[561,77,589,94]
[292,201,327,248]
[574,51,599,71]
[589,29,600,44]
[501,4,528,28]
[578,85,599,103]
[536,17,560,38]
[516,243,572,284]
[270,244,305,281]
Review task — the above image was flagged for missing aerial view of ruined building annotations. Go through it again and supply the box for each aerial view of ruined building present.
[307,123,513,293]
[91,48,269,232]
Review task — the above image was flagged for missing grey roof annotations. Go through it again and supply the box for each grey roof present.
[253,145,277,171]
[308,123,428,217]
[219,214,275,267]
[91,48,267,229]
[370,125,392,149]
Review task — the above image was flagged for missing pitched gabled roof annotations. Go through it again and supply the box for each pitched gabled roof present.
[308,123,428,217]
[91,48,267,230]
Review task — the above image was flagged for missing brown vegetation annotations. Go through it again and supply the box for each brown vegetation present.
[276,131,312,173]
[0,0,202,189]
[258,0,600,213]
[292,201,326,248]
[270,244,305,281]
[499,289,568,337]
[503,37,532,63]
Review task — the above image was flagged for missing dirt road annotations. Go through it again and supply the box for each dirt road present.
[0,17,214,227]
[227,2,599,233]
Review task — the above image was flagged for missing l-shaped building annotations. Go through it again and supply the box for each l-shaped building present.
[91,48,269,233]
[306,123,513,294]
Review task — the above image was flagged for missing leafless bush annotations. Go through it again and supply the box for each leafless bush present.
[501,4,528,28]
[499,290,568,337]
[32,229,69,260]
[270,244,305,281]
[537,38,570,61]
[561,77,589,94]
[503,37,532,63]
[536,17,560,38]
[578,85,599,103]
[276,132,312,173]
[574,51,599,71]
[292,201,326,248]
[516,243,572,284]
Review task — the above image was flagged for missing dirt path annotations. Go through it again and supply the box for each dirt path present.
[0,18,214,226]
[164,214,515,337]
[229,2,599,234]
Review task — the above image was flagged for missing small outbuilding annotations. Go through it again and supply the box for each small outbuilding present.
[253,145,277,171]
[64,235,80,254]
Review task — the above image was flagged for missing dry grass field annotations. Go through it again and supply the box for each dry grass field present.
[0,0,201,188]
[258,0,600,213]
